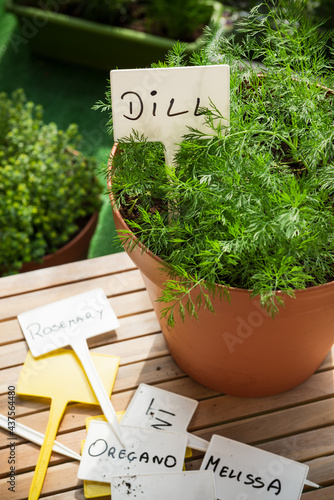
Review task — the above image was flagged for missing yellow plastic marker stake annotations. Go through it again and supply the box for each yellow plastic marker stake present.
[17,349,120,500]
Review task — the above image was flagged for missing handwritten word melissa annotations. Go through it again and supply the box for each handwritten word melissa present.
[88,439,177,468]
[120,90,202,121]
[204,456,282,495]
[26,309,104,340]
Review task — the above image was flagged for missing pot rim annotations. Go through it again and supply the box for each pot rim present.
[108,143,334,298]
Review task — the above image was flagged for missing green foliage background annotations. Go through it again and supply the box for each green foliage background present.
[13,0,213,41]
[0,89,102,274]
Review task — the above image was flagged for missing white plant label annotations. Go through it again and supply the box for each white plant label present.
[200,435,309,500]
[18,288,125,445]
[120,383,208,451]
[18,288,119,357]
[111,65,230,165]
[121,383,197,431]
[78,421,188,483]
[111,471,217,500]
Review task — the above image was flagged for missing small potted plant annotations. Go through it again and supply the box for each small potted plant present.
[5,0,223,70]
[99,1,334,397]
[0,88,102,275]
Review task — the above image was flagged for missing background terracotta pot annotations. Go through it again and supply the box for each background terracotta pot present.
[20,211,98,273]
[109,147,334,397]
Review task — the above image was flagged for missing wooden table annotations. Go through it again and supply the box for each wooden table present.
[0,252,333,500]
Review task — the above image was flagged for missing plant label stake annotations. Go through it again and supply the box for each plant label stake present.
[200,435,309,500]
[111,471,217,500]
[16,349,120,500]
[78,420,188,483]
[17,288,125,445]
[120,383,208,451]
[0,413,81,461]
[111,65,230,167]
[82,414,124,499]
[82,414,195,499]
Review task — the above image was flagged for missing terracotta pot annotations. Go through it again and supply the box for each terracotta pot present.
[20,211,98,273]
[109,145,334,397]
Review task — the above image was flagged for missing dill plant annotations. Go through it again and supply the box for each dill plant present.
[103,0,334,325]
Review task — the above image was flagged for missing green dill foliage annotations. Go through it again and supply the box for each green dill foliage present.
[0,89,102,275]
[107,0,334,324]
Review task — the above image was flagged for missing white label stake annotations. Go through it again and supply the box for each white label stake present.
[111,65,230,167]
[121,383,197,430]
[17,288,125,445]
[200,435,309,500]
[78,421,188,483]
[0,414,81,461]
[121,383,208,451]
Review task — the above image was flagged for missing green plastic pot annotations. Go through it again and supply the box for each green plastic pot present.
[5,0,223,70]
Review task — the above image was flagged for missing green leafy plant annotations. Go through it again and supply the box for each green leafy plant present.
[14,0,214,41]
[98,0,334,324]
[145,0,213,41]
[0,89,102,275]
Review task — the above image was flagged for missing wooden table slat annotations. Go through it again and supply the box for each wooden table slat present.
[0,253,135,299]
[0,268,146,321]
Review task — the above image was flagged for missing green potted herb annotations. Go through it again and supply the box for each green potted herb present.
[0,88,102,275]
[99,0,334,397]
[5,0,223,70]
